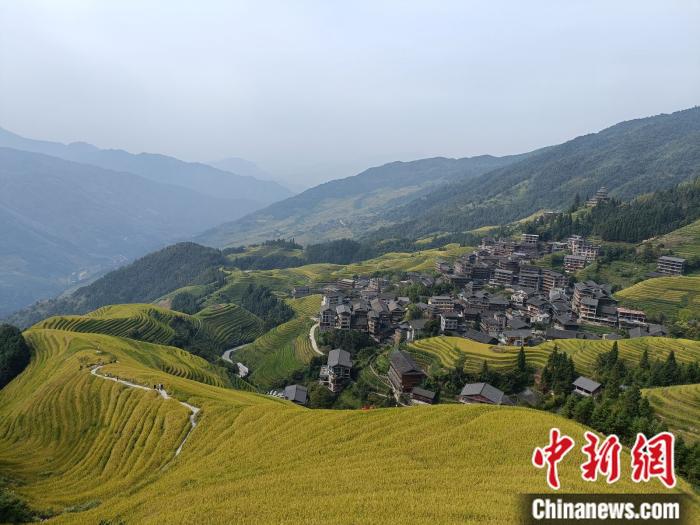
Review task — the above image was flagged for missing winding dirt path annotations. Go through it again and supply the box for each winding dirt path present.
[308,322,322,356]
[90,365,200,456]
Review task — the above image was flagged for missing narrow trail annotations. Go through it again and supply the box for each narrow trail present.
[90,365,200,456]
[308,322,322,356]
[221,343,249,364]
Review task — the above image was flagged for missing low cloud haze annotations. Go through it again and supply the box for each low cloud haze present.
[1,1,699,187]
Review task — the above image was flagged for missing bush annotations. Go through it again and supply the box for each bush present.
[0,325,31,389]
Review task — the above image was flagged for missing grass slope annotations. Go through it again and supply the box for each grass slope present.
[236,295,321,389]
[616,276,700,321]
[410,336,700,376]
[1,329,697,524]
[657,217,700,259]
[644,383,700,443]
[33,303,264,352]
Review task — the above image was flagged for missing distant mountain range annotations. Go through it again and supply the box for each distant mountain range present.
[373,106,700,239]
[0,128,294,316]
[199,106,700,247]
[0,127,292,203]
[196,154,525,247]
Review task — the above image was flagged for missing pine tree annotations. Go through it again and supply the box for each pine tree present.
[517,346,527,372]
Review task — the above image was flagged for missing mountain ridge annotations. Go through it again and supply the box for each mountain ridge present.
[0,126,292,204]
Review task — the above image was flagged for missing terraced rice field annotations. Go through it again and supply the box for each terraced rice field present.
[644,383,700,443]
[195,303,265,346]
[33,303,265,352]
[616,276,700,321]
[410,336,700,376]
[1,329,697,524]
[657,218,700,259]
[207,244,473,305]
[409,336,551,373]
[236,295,321,388]
[35,304,184,342]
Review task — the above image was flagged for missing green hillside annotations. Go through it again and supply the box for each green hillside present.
[7,242,228,329]
[644,383,700,443]
[657,217,700,258]
[373,107,700,240]
[33,303,264,359]
[410,336,700,376]
[236,295,321,389]
[0,329,696,524]
[616,276,700,321]
[197,155,522,247]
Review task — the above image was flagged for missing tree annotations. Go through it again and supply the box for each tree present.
[0,325,31,389]
[0,488,33,523]
[170,291,200,314]
[517,346,527,373]
[307,383,336,408]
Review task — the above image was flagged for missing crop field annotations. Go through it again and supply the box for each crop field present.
[409,336,551,372]
[207,244,473,306]
[235,295,321,388]
[616,276,700,321]
[410,336,700,376]
[33,303,265,352]
[194,303,265,346]
[657,218,700,259]
[1,329,697,524]
[644,383,700,443]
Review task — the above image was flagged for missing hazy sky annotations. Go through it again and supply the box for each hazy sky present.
[1,1,699,187]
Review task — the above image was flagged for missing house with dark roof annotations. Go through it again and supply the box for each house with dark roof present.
[573,376,602,397]
[411,387,436,405]
[407,318,428,342]
[319,349,353,392]
[629,324,668,338]
[501,329,533,346]
[458,382,513,405]
[463,328,498,345]
[284,384,308,405]
[657,255,685,276]
[388,350,426,393]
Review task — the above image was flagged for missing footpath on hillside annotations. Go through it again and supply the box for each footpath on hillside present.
[90,365,200,456]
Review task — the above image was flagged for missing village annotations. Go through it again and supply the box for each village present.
[279,189,687,408]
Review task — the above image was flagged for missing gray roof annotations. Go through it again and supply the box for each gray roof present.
[503,329,532,338]
[336,304,351,315]
[408,318,428,330]
[389,350,424,375]
[658,255,686,263]
[508,318,530,330]
[464,329,498,345]
[459,382,507,404]
[328,348,352,368]
[573,376,602,393]
[284,384,308,404]
[411,387,436,400]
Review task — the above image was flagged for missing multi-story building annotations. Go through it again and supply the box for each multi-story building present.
[575,243,600,262]
[493,268,514,287]
[564,255,587,273]
[541,269,567,294]
[587,187,610,207]
[335,304,352,330]
[657,256,686,276]
[567,235,585,253]
[428,295,454,313]
[521,233,539,246]
[319,349,353,392]
[519,266,541,291]
[572,281,618,325]
[440,311,460,333]
[388,350,426,393]
[319,306,335,332]
[616,307,647,327]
